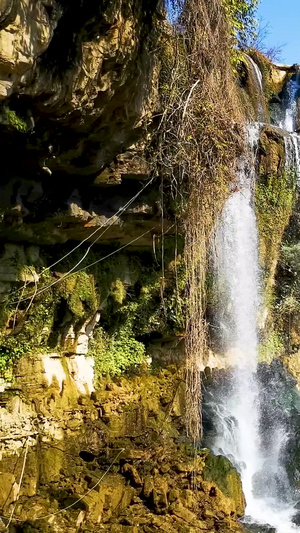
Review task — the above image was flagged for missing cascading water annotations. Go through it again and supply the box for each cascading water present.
[280,73,300,133]
[213,183,261,503]
[277,71,300,182]
[246,56,265,122]
[284,134,300,181]
[204,57,300,533]
[211,150,299,532]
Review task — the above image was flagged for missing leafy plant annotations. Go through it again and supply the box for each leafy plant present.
[224,0,259,49]
[1,106,28,133]
[90,325,146,378]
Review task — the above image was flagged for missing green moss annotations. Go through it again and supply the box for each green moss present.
[0,270,98,373]
[0,279,57,374]
[255,170,296,273]
[258,332,284,364]
[110,279,126,305]
[0,238,185,377]
[1,106,28,133]
[276,243,300,349]
[90,325,146,378]
[56,271,97,320]
[202,452,244,511]
[117,258,186,338]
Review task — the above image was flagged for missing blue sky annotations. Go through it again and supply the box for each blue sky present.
[257,0,300,64]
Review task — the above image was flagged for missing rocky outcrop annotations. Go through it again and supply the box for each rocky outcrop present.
[0,0,161,177]
[0,358,245,532]
[2,2,299,531]
[0,0,167,253]
[258,125,285,176]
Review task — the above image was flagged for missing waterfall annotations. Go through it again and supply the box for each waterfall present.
[213,185,261,500]
[247,55,263,94]
[212,154,299,532]
[246,56,265,122]
[280,73,300,133]
[278,72,300,182]
[284,133,300,182]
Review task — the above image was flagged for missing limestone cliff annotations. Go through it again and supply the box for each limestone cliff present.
[1,0,300,530]
[0,0,249,531]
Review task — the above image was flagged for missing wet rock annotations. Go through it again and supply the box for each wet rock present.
[259,125,285,176]
[202,452,245,516]
[151,477,169,513]
[242,523,276,533]
[122,463,143,487]
[0,472,17,507]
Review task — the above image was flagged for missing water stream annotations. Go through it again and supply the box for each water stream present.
[209,63,300,531]
[278,72,300,181]
[279,73,300,133]
[212,178,298,532]
[246,55,265,122]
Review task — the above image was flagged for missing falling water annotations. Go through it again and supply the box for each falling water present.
[246,56,265,122]
[280,73,300,133]
[274,71,300,182]
[284,133,300,181]
[212,157,299,531]
[246,56,263,95]
[213,185,261,499]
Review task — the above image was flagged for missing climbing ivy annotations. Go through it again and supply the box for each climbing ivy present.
[224,0,259,48]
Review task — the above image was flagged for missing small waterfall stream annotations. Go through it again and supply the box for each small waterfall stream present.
[279,72,300,181]
[209,61,300,532]
[246,56,265,122]
[213,179,298,532]
[213,184,261,501]
[280,73,300,133]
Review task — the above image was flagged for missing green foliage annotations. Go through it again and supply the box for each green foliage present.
[0,284,57,373]
[1,106,28,132]
[56,271,97,319]
[119,257,186,338]
[281,243,300,276]
[223,0,259,68]
[0,270,97,373]
[223,0,258,47]
[90,325,146,378]
[89,248,186,378]
[277,244,300,331]
[110,279,126,305]
[0,240,185,378]
[255,170,296,272]
[258,332,284,364]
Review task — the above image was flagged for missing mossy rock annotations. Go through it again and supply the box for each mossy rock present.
[259,126,285,177]
[202,453,245,516]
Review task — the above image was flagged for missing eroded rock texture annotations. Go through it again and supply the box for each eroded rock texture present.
[0,0,164,246]
[0,360,245,532]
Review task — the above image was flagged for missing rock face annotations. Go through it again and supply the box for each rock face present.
[0,0,160,175]
[1,1,299,531]
[0,0,165,250]
[0,358,245,532]
[258,125,285,176]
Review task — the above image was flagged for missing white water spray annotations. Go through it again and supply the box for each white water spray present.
[214,186,261,500]
[284,133,300,182]
[213,168,299,532]
[246,56,265,122]
[280,74,300,133]
[246,56,263,95]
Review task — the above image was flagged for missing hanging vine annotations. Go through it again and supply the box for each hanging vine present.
[154,0,246,441]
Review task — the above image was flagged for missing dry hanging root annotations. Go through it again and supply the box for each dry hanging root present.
[159,0,246,442]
